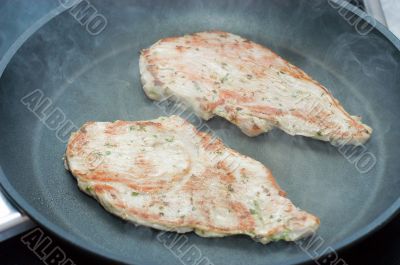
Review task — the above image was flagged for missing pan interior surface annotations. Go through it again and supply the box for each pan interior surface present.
[0,0,399,264]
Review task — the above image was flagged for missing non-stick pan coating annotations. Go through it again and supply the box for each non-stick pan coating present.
[0,0,399,264]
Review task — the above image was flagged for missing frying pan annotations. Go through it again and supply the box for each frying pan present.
[1,0,399,264]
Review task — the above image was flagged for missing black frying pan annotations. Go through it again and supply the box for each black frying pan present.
[0,0,399,264]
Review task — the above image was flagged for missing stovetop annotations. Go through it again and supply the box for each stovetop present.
[0,0,399,264]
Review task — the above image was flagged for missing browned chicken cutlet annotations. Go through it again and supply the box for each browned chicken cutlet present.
[65,116,319,244]
[140,31,372,145]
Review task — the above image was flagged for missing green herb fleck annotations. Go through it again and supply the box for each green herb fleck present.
[193,81,202,91]
[316,131,323,137]
[252,200,264,223]
[227,184,234,192]
[220,73,229,83]
[131,192,140,196]
[105,151,111,155]
[85,186,92,193]
[192,207,196,211]
[165,136,174,142]
[130,125,146,132]
[197,229,205,235]
[250,209,256,215]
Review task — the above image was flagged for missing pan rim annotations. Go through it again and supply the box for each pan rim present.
[0,0,399,264]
